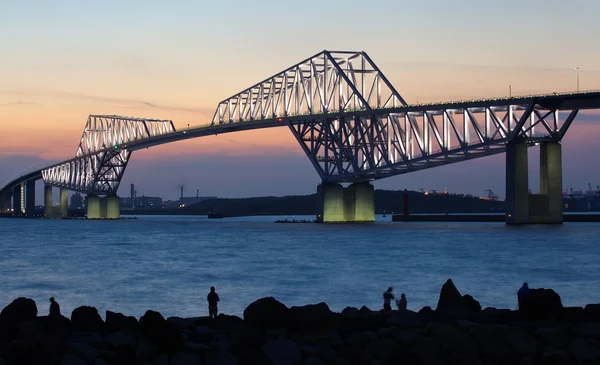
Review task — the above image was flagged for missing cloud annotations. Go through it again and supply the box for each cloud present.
[0,89,212,114]
[0,100,37,107]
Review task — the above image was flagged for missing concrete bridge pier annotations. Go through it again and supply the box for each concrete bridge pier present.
[86,194,120,219]
[12,184,23,215]
[59,188,69,218]
[44,185,53,218]
[0,194,10,212]
[505,141,563,224]
[317,182,375,223]
[25,180,35,217]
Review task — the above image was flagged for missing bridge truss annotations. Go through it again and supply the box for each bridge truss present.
[41,115,175,194]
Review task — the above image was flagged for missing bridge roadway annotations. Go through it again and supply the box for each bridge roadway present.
[1,49,600,223]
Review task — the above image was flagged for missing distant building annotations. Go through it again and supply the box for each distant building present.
[120,196,163,210]
[70,192,84,209]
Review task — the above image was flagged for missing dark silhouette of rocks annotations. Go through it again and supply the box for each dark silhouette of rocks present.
[462,293,482,313]
[71,305,104,332]
[243,297,289,329]
[436,278,474,318]
[519,288,564,320]
[0,281,598,364]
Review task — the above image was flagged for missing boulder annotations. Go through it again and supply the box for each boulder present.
[139,310,183,352]
[519,288,563,320]
[208,314,245,331]
[171,351,203,365]
[584,303,600,320]
[261,339,300,365]
[462,294,481,313]
[105,310,138,332]
[71,306,104,332]
[435,279,473,318]
[567,338,599,363]
[430,324,478,361]
[243,297,289,329]
[288,302,336,331]
[0,297,38,339]
[340,306,360,318]
[204,350,239,365]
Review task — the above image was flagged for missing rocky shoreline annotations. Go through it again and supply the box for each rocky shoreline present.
[0,279,599,365]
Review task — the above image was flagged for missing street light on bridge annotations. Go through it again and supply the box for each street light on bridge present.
[575,67,581,92]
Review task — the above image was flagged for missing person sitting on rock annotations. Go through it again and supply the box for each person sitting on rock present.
[383,287,395,311]
[207,286,220,319]
[395,293,407,311]
[517,282,530,308]
[49,297,60,317]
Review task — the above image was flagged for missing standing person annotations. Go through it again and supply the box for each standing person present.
[383,287,395,311]
[207,286,220,319]
[49,297,61,317]
[517,282,530,309]
[395,293,407,311]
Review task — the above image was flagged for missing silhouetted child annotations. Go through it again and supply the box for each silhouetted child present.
[383,287,395,311]
[207,286,220,319]
[517,282,530,308]
[49,297,60,317]
[396,293,407,311]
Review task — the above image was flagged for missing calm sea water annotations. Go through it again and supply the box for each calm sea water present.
[0,215,599,319]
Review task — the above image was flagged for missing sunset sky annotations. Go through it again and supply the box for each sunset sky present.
[2,0,600,201]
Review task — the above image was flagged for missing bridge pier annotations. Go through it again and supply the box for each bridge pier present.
[44,185,53,218]
[60,188,69,218]
[25,180,35,217]
[317,182,374,223]
[86,195,120,219]
[0,194,10,212]
[12,184,23,215]
[506,141,563,224]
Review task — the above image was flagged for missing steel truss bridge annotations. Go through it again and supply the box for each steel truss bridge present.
[1,50,600,200]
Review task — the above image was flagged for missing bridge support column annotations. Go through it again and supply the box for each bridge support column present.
[317,182,375,223]
[346,182,375,222]
[0,194,10,212]
[506,141,563,224]
[105,195,120,219]
[26,180,35,217]
[12,184,22,215]
[87,195,101,219]
[44,185,53,218]
[539,142,563,223]
[59,188,69,218]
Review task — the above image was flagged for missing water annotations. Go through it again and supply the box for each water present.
[1,215,599,319]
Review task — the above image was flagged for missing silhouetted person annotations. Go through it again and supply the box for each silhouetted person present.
[207,286,220,319]
[383,287,395,311]
[396,293,407,311]
[517,282,530,308]
[49,297,60,317]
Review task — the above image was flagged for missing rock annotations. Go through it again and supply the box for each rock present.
[145,353,169,365]
[261,339,301,365]
[60,352,88,365]
[70,342,100,363]
[541,347,569,363]
[304,356,327,365]
[393,328,428,343]
[106,330,136,348]
[476,307,516,324]
[136,337,163,363]
[171,351,203,365]
[204,350,239,365]
[168,317,195,331]
[563,306,584,321]
[567,338,599,362]
[408,337,442,365]
[0,297,37,339]
[210,332,231,351]
[359,306,371,313]
[341,307,360,318]
[519,288,563,320]
[573,322,600,338]
[344,332,369,348]
[430,324,478,361]
[435,279,473,318]
[474,324,512,360]
[105,310,138,332]
[462,294,481,313]
[289,303,335,331]
[535,327,571,349]
[184,341,210,352]
[140,310,183,352]
[367,337,398,364]
[584,303,600,320]
[417,306,434,321]
[244,297,289,329]
[506,330,538,356]
[71,306,104,332]
[209,315,245,331]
